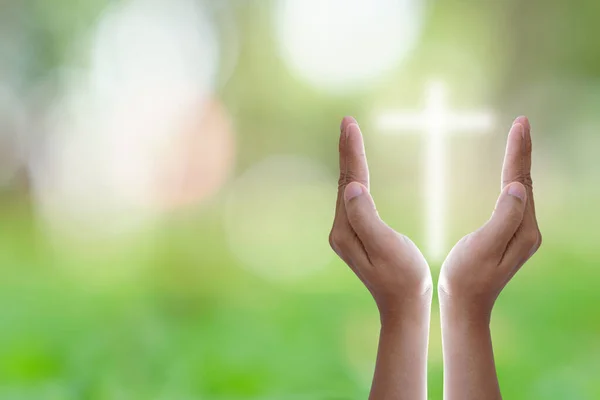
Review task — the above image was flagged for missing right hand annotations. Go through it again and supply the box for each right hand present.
[329,117,432,321]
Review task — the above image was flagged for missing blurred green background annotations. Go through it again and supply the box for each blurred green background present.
[1,0,599,399]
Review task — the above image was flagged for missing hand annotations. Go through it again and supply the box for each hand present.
[438,117,542,400]
[329,117,431,400]
[438,116,542,319]
[329,117,432,320]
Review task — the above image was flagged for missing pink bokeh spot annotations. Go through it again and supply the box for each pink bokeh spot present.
[155,98,236,210]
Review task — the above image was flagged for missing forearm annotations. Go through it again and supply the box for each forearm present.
[440,301,501,400]
[369,299,431,400]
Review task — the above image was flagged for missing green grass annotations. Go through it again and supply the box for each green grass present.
[0,197,598,400]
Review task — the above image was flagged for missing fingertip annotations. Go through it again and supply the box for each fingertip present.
[512,116,530,131]
[343,122,369,189]
[345,123,366,158]
[340,116,358,133]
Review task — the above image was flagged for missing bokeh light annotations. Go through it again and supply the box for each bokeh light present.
[31,0,227,243]
[156,98,235,211]
[274,0,423,91]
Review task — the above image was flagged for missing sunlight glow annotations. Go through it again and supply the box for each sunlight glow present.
[378,81,495,260]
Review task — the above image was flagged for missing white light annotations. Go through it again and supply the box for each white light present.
[378,81,495,261]
[90,0,219,105]
[224,156,335,283]
[275,0,423,91]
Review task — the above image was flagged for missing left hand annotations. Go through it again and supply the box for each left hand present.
[438,116,542,320]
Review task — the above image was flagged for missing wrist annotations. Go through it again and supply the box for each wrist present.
[438,292,492,328]
[379,293,432,329]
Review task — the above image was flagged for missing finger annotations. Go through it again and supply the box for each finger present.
[477,182,528,255]
[344,182,390,257]
[499,226,540,275]
[501,117,541,244]
[333,117,363,227]
[344,122,370,189]
[513,115,532,173]
[501,121,531,189]
[519,117,540,234]
[330,226,372,275]
[332,118,371,245]
[500,118,541,269]
[332,117,353,231]
[501,118,536,215]
[341,115,357,135]
[330,117,371,279]
[329,206,372,279]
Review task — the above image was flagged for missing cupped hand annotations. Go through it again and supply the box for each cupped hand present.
[329,117,432,320]
[438,117,542,320]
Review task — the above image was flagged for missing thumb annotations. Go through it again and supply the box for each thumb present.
[478,182,528,254]
[344,182,388,253]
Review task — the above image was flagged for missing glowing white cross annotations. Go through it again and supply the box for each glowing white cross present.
[377,81,495,261]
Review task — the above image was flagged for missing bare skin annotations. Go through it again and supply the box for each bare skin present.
[438,116,542,400]
[329,117,432,400]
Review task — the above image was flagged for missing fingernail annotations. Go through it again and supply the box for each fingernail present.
[512,122,525,139]
[344,182,364,201]
[341,116,357,133]
[512,115,526,124]
[507,183,526,201]
[346,123,360,136]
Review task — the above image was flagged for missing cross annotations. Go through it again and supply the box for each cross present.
[377,81,495,261]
